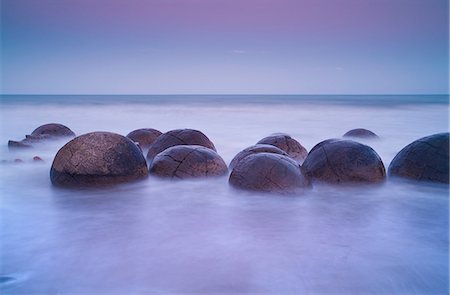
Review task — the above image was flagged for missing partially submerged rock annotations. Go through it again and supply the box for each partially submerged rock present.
[147,129,216,163]
[229,144,289,170]
[126,128,162,150]
[309,138,342,155]
[302,140,386,184]
[257,133,308,163]
[149,145,227,179]
[229,153,310,193]
[8,123,75,149]
[50,132,148,187]
[388,133,449,183]
[343,128,378,138]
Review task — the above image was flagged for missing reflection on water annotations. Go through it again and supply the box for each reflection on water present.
[0,96,448,294]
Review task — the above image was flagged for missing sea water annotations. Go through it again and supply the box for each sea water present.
[0,95,448,294]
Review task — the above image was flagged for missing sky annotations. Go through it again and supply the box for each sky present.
[1,0,448,94]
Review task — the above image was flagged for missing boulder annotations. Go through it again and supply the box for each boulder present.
[388,133,449,183]
[309,138,342,155]
[147,129,216,163]
[229,144,289,170]
[149,145,227,179]
[343,128,378,138]
[126,128,162,149]
[50,132,148,187]
[8,123,75,149]
[302,140,386,184]
[229,153,310,193]
[257,133,308,163]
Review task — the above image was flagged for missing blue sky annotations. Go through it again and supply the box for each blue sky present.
[1,0,448,94]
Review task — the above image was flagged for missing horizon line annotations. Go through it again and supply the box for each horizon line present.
[1,93,449,96]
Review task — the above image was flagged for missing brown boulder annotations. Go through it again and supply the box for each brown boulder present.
[302,140,386,184]
[126,128,162,149]
[229,144,289,170]
[50,132,148,187]
[229,153,310,193]
[146,129,216,163]
[388,133,449,183]
[343,128,378,138]
[257,133,308,163]
[149,145,227,179]
[8,123,75,149]
[309,138,342,155]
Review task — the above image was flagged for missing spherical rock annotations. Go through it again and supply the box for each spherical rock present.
[309,138,342,155]
[388,133,449,183]
[257,133,308,163]
[229,153,310,193]
[229,144,289,170]
[31,123,75,138]
[302,140,386,184]
[147,129,216,163]
[343,128,378,138]
[50,132,148,187]
[126,128,162,149]
[149,145,227,179]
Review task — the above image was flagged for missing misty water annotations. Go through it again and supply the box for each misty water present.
[0,95,448,294]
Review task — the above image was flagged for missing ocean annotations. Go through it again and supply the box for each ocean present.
[0,95,448,294]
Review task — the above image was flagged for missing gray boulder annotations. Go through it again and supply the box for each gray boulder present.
[257,133,308,163]
[343,128,378,138]
[388,133,449,183]
[229,153,310,193]
[149,145,227,179]
[229,144,289,170]
[50,132,148,187]
[302,140,386,184]
[127,128,162,149]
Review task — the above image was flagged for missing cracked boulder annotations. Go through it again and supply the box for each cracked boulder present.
[302,140,386,184]
[8,123,76,149]
[257,133,308,163]
[149,145,227,179]
[50,132,148,187]
[388,133,449,183]
[229,144,289,170]
[146,129,216,163]
[343,128,378,138]
[126,128,162,150]
[309,138,342,155]
[229,153,310,193]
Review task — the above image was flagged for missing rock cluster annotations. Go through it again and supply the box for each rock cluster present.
[50,132,148,187]
[388,133,449,183]
[149,145,227,179]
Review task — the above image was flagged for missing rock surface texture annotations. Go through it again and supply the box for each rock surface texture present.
[388,133,449,183]
[149,145,227,179]
[229,144,289,170]
[302,140,386,184]
[126,128,162,149]
[50,132,148,187]
[229,153,310,193]
[257,134,308,163]
[147,129,216,163]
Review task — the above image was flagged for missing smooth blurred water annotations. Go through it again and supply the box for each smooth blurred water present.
[0,95,448,294]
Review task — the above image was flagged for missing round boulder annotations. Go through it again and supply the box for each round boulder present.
[149,145,227,179]
[126,128,162,149]
[388,133,449,183]
[302,140,386,184]
[309,138,342,155]
[229,144,289,170]
[147,129,216,163]
[50,132,148,187]
[31,123,76,138]
[257,133,308,163]
[343,128,378,138]
[229,153,310,193]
